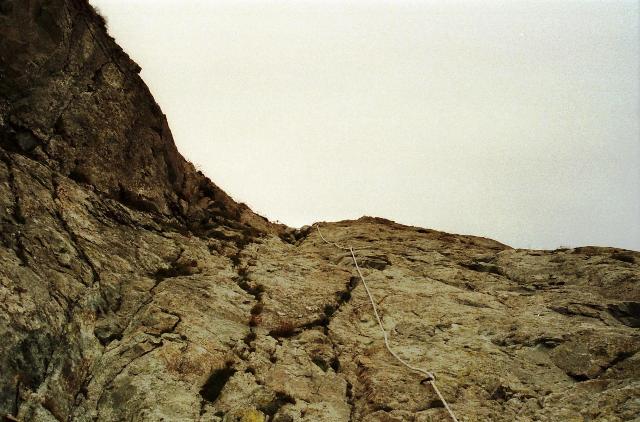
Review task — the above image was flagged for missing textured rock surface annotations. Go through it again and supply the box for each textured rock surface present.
[1,1,638,421]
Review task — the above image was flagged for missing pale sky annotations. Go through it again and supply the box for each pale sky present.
[91,0,639,250]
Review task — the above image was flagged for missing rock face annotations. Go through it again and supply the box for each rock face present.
[0,2,638,421]
[0,0,271,231]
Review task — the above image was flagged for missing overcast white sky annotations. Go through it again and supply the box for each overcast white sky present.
[91,0,639,250]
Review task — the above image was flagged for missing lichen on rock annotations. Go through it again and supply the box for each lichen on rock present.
[0,2,638,421]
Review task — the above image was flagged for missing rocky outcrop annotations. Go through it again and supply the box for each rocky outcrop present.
[1,2,638,421]
[0,0,273,232]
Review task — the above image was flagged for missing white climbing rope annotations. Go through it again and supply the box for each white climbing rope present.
[314,225,370,252]
[314,224,460,422]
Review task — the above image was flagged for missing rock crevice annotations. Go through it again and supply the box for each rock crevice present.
[1,2,638,421]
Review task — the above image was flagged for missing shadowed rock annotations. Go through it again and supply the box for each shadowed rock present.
[0,2,638,421]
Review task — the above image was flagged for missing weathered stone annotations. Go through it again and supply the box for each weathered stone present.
[0,2,638,422]
[549,331,640,380]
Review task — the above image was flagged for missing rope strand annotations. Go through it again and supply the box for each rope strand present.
[315,224,459,422]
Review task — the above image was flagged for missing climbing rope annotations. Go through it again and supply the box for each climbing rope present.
[314,225,370,252]
[314,224,460,422]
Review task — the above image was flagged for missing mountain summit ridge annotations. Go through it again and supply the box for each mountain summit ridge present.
[0,1,638,421]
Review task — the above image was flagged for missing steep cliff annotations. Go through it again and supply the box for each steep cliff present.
[0,2,638,421]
